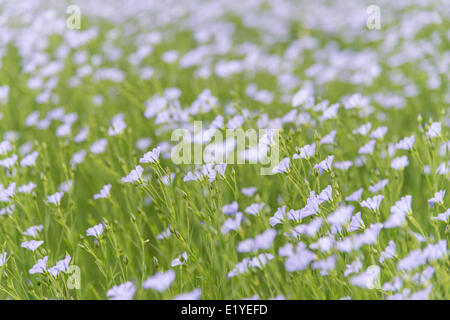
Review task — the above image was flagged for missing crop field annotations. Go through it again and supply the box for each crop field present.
[0,0,449,300]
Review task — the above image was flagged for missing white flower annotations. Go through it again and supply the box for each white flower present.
[0,140,12,155]
[136,138,152,150]
[391,156,409,170]
[74,127,89,143]
[344,257,362,277]
[0,182,15,202]
[47,192,64,205]
[21,240,44,251]
[139,147,161,164]
[71,149,87,168]
[379,241,396,263]
[384,195,411,229]
[292,85,313,107]
[353,123,372,136]
[122,166,144,183]
[93,184,112,200]
[272,157,290,174]
[360,195,384,211]
[20,151,39,167]
[369,126,388,139]
[59,180,73,193]
[237,229,277,253]
[320,130,336,144]
[436,161,449,175]
[173,288,201,300]
[426,122,441,138]
[86,223,104,238]
[0,252,7,266]
[293,143,316,159]
[432,209,450,222]
[107,282,136,300]
[48,255,72,277]
[241,187,257,197]
[221,213,244,235]
[0,154,18,169]
[108,113,127,136]
[347,212,364,232]
[29,256,48,274]
[143,270,176,292]
[245,203,265,215]
[285,248,315,272]
[327,205,354,225]
[23,225,43,237]
[428,190,445,207]
[171,252,189,267]
[350,265,381,289]
[359,140,376,154]
[395,136,415,150]
[222,201,238,215]
[90,138,108,154]
[162,50,179,63]
[314,155,334,175]
[368,179,388,193]
[345,188,364,202]
[0,85,9,104]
